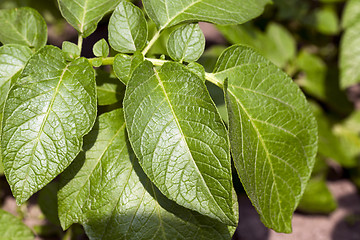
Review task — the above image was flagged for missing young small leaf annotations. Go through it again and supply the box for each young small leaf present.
[124,61,236,225]
[1,46,97,205]
[167,23,205,63]
[58,0,122,37]
[93,39,109,57]
[58,109,234,239]
[113,52,144,85]
[62,41,80,60]
[109,1,148,53]
[0,7,47,49]
[214,45,317,232]
[143,0,271,30]
[0,209,34,240]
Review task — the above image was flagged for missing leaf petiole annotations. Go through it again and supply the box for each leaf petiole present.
[142,30,161,55]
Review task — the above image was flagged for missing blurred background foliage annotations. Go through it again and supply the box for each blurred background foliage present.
[1,0,360,239]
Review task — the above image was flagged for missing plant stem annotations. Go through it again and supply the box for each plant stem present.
[145,57,167,66]
[88,57,114,66]
[77,35,83,53]
[142,30,161,56]
[204,72,223,88]
[87,56,223,88]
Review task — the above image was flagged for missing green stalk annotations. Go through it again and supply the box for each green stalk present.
[87,56,223,88]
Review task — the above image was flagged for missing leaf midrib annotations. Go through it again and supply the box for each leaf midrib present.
[159,0,202,31]
[228,89,286,225]
[18,62,70,201]
[153,68,232,224]
[62,122,126,227]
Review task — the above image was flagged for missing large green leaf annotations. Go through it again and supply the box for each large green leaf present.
[340,21,360,88]
[143,0,271,30]
[1,46,97,205]
[167,23,205,63]
[0,44,33,125]
[213,45,317,232]
[340,0,360,88]
[342,0,360,29]
[0,209,34,240]
[0,7,47,49]
[108,1,148,53]
[0,44,33,171]
[123,61,236,225]
[58,0,122,37]
[58,108,235,239]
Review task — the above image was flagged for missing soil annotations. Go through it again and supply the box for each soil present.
[233,179,360,240]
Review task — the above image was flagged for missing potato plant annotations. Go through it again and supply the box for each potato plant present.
[0,0,319,239]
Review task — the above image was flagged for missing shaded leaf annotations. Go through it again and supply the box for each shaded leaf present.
[1,46,97,204]
[143,0,271,30]
[213,45,317,232]
[58,108,235,239]
[124,61,236,225]
[96,69,125,106]
[38,182,60,225]
[0,209,34,240]
[0,7,47,49]
[109,1,147,53]
[58,0,122,37]
[167,23,205,63]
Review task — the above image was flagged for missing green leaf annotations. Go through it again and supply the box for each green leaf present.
[113,52,144,85]
[96,69,125,106]
[58,109,235,239]
[0,7,47,49]
[333,111,360,167]
[58,0,122,37]
[187,62,205,81]
[123,61,236,225]
[313,7,339,35]
[263,23,296,67]
[38,182,60,225]
[218,23,296,68]
[108,1,148,53]
[143,0,271,30]
[0,44,33,123]
[310,102,354,167]
[340,21,360,88]
[1,46,97,205]
[213,45,317,232]
[0,44,33,171]
[167,23,205,63]
[0,209,34,240]
[297,177,337,214]
[93,39,109,58]
[91,58,102,67]
[62,41,80,60]
[342,0,360,29]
